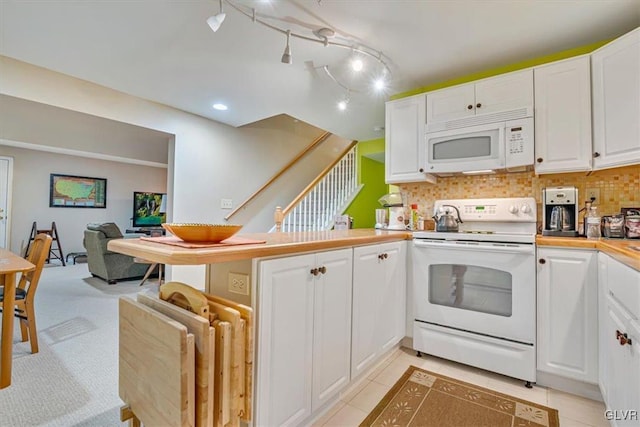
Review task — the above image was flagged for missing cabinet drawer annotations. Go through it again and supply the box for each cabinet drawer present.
[608,257,640,320]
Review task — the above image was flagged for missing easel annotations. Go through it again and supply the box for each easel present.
[25,222,65,266]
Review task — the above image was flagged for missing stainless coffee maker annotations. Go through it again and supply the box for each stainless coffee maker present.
[542,186,579,237]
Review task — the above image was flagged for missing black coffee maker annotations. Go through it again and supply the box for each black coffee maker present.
[542,187,579,237]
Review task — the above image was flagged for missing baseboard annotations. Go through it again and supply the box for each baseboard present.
[536,371,603,402]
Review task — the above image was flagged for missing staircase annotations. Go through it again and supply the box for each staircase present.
[275,145,362,232]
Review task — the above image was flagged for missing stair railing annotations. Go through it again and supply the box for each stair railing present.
[278,140,360,232]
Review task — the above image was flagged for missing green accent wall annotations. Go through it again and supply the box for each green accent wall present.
[345,39,612,229]
[344,139,387,228]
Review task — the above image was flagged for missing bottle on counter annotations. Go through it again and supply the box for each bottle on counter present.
[586,206,601,239]
[410,204,419,230]
[581,200,592,236]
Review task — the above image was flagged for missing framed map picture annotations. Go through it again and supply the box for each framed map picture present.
[49,174,107,208]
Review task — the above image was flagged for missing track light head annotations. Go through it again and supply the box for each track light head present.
[207,0,226,32]
[281,30,292,64]
[207,13,226,32]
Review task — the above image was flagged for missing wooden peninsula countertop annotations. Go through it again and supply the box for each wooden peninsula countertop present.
[108,229,412,265]
[536,235,640,271]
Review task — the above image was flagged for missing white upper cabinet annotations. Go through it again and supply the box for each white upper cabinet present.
[425,84,475,123]
[426,69,533,126]
[534,55,592,173]
[385,94,435,184]
[592,27,640,170]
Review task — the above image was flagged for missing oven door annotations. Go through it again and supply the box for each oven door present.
[412,239,535,344]
[425,122,505,173]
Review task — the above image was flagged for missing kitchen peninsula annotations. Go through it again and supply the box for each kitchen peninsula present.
[107,229,412,265]
[109,228,412,427]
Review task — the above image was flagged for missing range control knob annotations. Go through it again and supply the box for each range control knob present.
[520,204,532,214]
[508,205,519,214]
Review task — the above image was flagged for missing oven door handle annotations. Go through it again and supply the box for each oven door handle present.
[413,239,535,254]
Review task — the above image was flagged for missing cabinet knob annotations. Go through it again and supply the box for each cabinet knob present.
[318,266,326,275]
[616,330,633,346]
[383,253,388,259]
[310,268,319,276]
[419,168,424,173]
[539,258,546,264]
[593,152,601,158]
[467,104,473,110]
[536,158,543,163]
[476,103,482,108]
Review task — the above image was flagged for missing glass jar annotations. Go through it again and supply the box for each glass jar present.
[586,206,601,239]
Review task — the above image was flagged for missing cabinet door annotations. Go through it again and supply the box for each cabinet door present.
[351,244,385,378]
[534,56,592,173]
[426,84,475,123]
[379,241,406,353]
[537,248,598,383]
[604,298,640,426]
[352,242,407,378]
[474,69,533,115]
[312,248,353,410]
[592,27,640,169]
[385,95,433,184]
[257,254,315,427]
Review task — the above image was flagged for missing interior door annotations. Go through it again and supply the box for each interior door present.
[0,156,13,249]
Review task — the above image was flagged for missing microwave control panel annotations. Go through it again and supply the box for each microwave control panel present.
[505,117,534,169]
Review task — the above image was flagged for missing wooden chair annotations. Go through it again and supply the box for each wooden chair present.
[0,233,52,354]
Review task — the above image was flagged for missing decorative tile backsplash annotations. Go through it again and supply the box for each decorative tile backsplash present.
[398,165,640,222]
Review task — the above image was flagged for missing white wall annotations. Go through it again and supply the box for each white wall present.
[0,145,167,255]
[0,56,351,286]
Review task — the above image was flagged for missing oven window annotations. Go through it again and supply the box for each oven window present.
[428,264,512,317]
[432,136,492,160]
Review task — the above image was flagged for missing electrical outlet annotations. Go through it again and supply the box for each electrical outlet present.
[228,272,249,296]
[585,188,600,203]
[221,198,233,209]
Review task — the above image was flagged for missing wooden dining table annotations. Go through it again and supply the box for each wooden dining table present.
[0,248,35,389]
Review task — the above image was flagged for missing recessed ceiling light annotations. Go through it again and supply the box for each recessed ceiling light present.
[374,78,386,91]
[213,103,228,111]
[337,100,348,111]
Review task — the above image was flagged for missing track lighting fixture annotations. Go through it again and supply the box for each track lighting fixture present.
[207,0,393,107]
[281,30,292,64]
[207,0,226,32]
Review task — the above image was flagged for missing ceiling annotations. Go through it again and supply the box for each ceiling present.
[1,1,638,142]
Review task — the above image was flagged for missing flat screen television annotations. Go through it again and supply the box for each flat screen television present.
[132,192,166,228]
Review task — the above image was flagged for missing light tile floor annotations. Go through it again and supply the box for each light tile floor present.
[316,347,609,427]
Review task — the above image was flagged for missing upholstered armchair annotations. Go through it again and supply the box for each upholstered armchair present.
[83,223,149,284]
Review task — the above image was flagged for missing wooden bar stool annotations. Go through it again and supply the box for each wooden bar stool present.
[133,258,163,286]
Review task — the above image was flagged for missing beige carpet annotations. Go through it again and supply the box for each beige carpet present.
[360,366,559,427]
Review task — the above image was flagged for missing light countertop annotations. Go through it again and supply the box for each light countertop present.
[107,229,412,265]
[536,236,640,271]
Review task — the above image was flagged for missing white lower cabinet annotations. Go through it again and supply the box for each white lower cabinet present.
[599,253,640,427]
[256,248,352,427]
[536,247,598,383]
[351,241,406,378]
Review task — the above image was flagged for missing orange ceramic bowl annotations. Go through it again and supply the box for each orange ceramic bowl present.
[162,223,242,243]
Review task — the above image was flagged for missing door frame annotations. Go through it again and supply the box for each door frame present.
[0,156,14,250]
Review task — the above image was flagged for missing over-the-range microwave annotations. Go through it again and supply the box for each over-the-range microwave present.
[424,108,534,175]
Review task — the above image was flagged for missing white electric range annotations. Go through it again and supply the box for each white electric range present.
[412,197,538,386]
